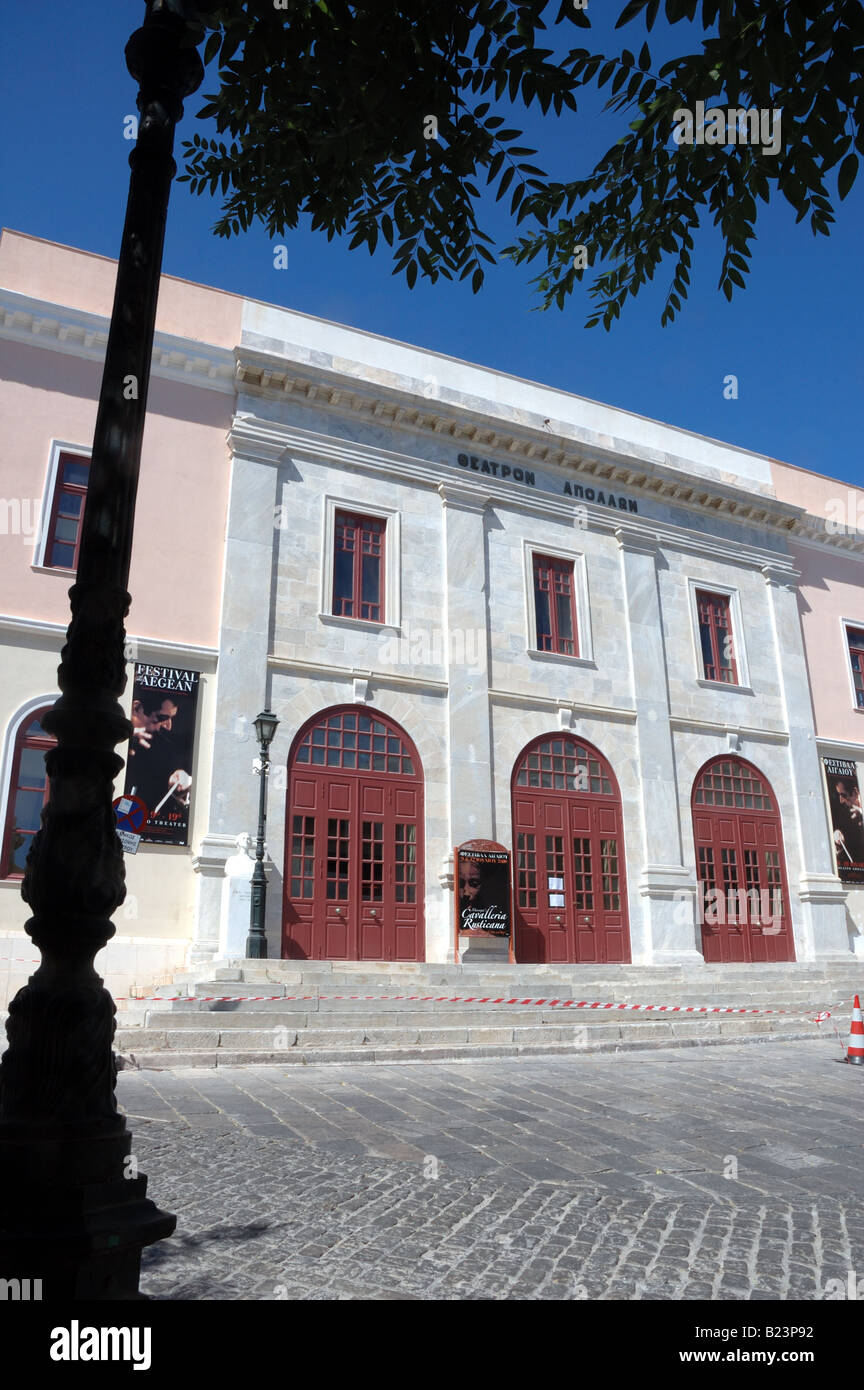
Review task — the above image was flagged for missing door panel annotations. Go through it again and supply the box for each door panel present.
[512,740,631,965]
[692,758,794,964]
[283,709,424,961]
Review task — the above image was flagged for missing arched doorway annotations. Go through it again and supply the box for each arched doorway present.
[0,705,56,879]
[282,706,425,961]
[511,734,630,963]
[691,756,795,963]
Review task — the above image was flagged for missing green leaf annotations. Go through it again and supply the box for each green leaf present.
[616,0,648,28]
[838,153,859,200]
[497,165,515,199]
[203,31,221,66]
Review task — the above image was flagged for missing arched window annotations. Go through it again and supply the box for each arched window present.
[0,708,56,879]
[514,735,614,794]
[293,708,415,774]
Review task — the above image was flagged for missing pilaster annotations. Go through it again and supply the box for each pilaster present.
[439,483,494,846]
[617,528,701,963]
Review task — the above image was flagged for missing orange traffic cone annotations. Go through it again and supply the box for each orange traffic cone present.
[845,995,864,1065]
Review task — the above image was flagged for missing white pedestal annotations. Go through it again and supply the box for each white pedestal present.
[219,837,255,959]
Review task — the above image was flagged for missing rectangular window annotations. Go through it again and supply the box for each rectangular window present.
[45,452,89,570]
[545,835,566,906]
[289,815,315,900]
[361,820,384,902]
[533,554,578,656]
[764,850,784,920]
[696,589,738,684]
[600,838,620,911]
[326,818,350,900]
[516,833,537,908]
[394,823,417,904]
[847,626,864,710]
[332,510,385,622]
[572,836,594,910]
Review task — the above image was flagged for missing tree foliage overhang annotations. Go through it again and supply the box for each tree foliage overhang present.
[177,0,864,328]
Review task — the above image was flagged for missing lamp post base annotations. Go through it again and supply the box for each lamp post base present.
[0,1125,175,1301]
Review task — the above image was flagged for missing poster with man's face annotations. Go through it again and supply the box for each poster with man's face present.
[823,757,864,884]
[123,663,200,846]
[456,843,512,936]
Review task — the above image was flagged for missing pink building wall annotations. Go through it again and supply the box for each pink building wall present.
[0,230,243,648]
[771,458,864,745]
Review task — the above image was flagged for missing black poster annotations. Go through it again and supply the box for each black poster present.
[123,663,200,846]
[823,757,864,885]
[456,843,512,936]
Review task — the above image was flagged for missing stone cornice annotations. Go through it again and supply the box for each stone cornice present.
[0,288,235,395]
[233,417,802,577]
[488,688,638,723]
[668,716,789,743]
[785,522,864,560]
[615,527,659,557]
[762,563,802,589]
[817,736,864,761]
[437,481,489,514]
[227,414,293,463]
[267,653,449,694]
[0,613,219,669]
[234,345,815,541]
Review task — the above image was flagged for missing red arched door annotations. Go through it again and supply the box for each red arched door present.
[282,706,425,961]
[511,735,630,964]
[691,757,795,963]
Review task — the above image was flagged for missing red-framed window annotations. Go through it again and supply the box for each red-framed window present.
[696,589,738,684]
[0,709,56,879]
[533,553,578,656]
[45,453,90,570]
[332,510,385,622]
[847,626,864,710]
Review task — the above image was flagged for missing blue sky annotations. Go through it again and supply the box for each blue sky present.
[1,2,861,484]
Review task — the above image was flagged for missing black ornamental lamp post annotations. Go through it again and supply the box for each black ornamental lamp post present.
[0,1,208,1298]
[246,710,280,959]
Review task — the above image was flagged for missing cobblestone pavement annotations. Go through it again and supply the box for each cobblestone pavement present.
[123,1037,864,1300]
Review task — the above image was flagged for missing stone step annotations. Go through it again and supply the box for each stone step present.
[119,1015,826,1069]
[143,984,855,1017]
[185,955,861,971]
[169,969,856,992]
[136,1004,827,1031]
[118,1014,815,1050]
[142,966,856,989]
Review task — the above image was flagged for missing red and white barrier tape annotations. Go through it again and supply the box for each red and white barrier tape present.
[108,989,840,1021]
[0,958,847,1022]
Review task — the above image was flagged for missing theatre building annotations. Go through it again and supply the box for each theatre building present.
[0,230,860,1003]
